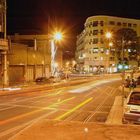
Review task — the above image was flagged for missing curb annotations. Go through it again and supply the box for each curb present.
[106,96,123,125]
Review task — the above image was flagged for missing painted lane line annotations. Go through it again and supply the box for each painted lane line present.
[0,89,64,106]
[0,96,75,126]
[55,97,93,121]
[51,96,75,106]
[64,87,111,121]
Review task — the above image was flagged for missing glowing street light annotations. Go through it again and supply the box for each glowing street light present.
[53,32,63,41]
[109,42,113,47]
[105,32,112,39]
[51,32,63,76]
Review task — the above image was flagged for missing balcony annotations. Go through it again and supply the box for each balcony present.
[0,39,8,50]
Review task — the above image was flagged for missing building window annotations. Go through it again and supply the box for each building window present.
[123,23,127,27]
[92,38,98,44]
[100,21,104,26]
[109,21,115,25]
[93,30,98,35]
[89,30,92,36]
[110,57,114,61]
[100,38,104,44]
[100,48,104,53]
[92,21,98,27]
[117,22,121,26]
[100,57,103,60]
[93,48,98,53]
[89,39,92,44]
[133,24,137,28]
[128,23,132,27]
[100,30,104,35]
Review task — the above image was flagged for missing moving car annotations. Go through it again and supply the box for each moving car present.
[122,91,140,124]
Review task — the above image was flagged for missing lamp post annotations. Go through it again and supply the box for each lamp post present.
[51,32,62,77]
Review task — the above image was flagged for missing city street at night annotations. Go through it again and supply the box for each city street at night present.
[0,0,140,139]
[0,75,122,140]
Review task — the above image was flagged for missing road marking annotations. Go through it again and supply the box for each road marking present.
[0,89,65,106]
[0,96,75,126]
[55,97,93,121]
[51,96,75,107]
[83,88,117,123]
[47,90,64,96]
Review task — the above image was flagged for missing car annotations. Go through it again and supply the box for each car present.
[122,91,140,124]
[35,77,50,84]
[136,76,140,85]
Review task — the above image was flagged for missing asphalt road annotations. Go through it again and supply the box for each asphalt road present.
[0,77,122,140]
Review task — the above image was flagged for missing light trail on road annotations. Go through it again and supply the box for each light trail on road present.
[0,77,122,140]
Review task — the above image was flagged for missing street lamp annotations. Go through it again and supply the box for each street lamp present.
[106,32,112,39]
[51,32,63,77]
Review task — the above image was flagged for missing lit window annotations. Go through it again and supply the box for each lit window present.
[100,48,104,53]
[93,48,99,53]
[100,57,103,60]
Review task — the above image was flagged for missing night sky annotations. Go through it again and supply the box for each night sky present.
[7,0,140,58]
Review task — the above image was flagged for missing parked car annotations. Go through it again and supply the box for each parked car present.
[35,77,50,84]
[136,76,140,85]
[122,91,140,124]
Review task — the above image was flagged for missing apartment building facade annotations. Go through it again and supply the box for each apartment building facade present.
[76,15,140,73]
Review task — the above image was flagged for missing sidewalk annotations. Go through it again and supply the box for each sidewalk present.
[10,120,140,140]
[106,96,123,125]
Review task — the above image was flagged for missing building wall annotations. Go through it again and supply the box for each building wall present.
[76,15,140,73]
[7,34,63,84]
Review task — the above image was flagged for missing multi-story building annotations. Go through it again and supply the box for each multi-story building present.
[7,34,63,85]
[76,15,140,73]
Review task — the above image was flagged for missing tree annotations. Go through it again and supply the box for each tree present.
[113,28,139,65]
